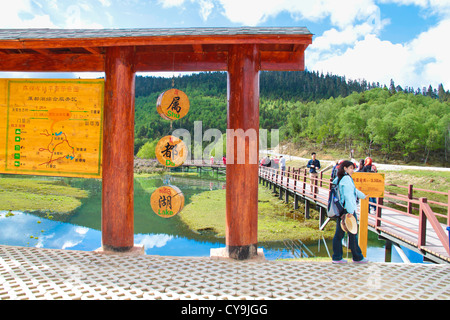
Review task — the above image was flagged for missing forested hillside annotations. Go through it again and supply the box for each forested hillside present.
[134,71,450,165]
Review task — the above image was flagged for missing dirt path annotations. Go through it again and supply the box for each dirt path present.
[261,150,450,172]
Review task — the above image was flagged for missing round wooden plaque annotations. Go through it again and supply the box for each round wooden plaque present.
[150,185,185,218]
[156,88,190,121]
[155,135,188,167]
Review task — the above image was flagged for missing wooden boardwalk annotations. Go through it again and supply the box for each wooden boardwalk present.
[178,160,226,174]
[258,166,450,264]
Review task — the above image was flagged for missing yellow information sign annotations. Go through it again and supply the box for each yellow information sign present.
[352,172,385,197]
[352,172,385,257]
[0,79,104,178]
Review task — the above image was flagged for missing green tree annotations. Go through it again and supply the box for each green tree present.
[136,140,158,159]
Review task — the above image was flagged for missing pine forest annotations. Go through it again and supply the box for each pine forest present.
[134,71,450,165]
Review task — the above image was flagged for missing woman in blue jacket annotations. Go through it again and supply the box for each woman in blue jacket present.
[332,160,369,264]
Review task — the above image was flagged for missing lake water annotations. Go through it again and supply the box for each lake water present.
[0,171,424,263]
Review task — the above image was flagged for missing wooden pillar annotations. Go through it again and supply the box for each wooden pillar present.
[102,46,136,252]
[305,200,310,219]
[226,44,260,260]
[384,239,392,262]
[407,184,413,214]
[418,197,427,249]
[294,194,299,210]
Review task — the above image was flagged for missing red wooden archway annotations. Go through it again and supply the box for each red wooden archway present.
[0,27,312,260]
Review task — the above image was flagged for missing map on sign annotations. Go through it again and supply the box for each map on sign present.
[0,79,104,178]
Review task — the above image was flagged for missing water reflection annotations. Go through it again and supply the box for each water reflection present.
[0,171,422,263]
[0,210,101,251]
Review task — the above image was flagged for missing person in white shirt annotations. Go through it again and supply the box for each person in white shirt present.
[280,155,286,174]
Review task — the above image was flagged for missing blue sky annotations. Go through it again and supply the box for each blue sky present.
[1,0,449,90]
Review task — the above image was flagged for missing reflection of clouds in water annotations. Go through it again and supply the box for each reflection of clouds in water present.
[50,226,90,249]
[0,211,38,242]
[0,211,29,240]
[0,211,92,250]
[75,227,89,235]
[62,240,82,250]
[135,234,173,249]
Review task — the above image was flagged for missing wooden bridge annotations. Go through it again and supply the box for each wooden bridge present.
[178,160,226,174]
[258,166,450,264]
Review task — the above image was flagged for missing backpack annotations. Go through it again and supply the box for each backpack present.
[327,177,346,218]
[331,165,338,180]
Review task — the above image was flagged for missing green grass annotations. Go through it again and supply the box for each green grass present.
[384,170,450,193]
[179,185,335,242]
[0,176,89,214]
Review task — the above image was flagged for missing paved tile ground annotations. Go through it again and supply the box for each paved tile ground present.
[0,245,449,300]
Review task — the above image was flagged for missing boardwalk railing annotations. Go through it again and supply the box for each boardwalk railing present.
[181,160,226,167]
[258,165,450,261]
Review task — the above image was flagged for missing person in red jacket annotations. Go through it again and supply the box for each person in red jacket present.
[362,157,377,212]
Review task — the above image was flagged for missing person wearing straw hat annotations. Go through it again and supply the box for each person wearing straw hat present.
[331,160,369,264]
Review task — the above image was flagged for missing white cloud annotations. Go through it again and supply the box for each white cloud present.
[0,0,56,28]
[407,18,450,89]
[379,0,450,19]
[218,0,285,26]
[135,234,173,248]
[309,34,411,85]
[64,4,104,28]
[308,15,450,90]
[98,0,112,7]
[62,240,82,249]
[199,0,214,21]
[75,226,90,235]
[217,0,381,27]
[0,0,105,29]
[311,21,385,52]
[158,0,186,8]
[157,0,213,21]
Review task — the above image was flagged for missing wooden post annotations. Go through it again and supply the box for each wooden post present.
[313,174,318,200]
[358,198,369,257]
[376,197,383,230]
[302,169,307,195]
[407,184,413,214]
[418,197,427,249]
[447,190,450,227]
[285,175,290,204]
[225,44,260,260]
[384,239,392,262]
[101,46,136,252]
[319,207,325,227]
[293,171,297,193]
[294,194,299,210]
[305,200,310,219]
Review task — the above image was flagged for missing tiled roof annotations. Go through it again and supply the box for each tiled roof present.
[0,27,312,40]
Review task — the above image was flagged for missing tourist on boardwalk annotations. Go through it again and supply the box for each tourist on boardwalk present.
[332,160,369,264]
[280,155,286,175]
[356,159,365,172]
[271,156,279,171]
[362,157,377,173]
[362,157,377,212]
[331,159,343,180]
[307,152,321,193]
[262,155,271,167]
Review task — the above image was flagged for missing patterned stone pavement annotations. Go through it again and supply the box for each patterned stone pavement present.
[0,245,449,300]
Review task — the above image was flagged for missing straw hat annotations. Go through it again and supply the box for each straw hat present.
[341,213,358,234]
